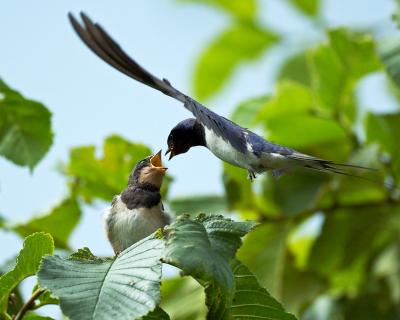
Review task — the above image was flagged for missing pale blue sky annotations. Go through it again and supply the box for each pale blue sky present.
[0,0,398,316]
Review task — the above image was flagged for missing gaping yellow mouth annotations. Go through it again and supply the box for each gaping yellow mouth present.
[150,150,167,172]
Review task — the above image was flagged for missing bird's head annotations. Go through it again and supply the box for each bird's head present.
[165,118,205,160]
[129,150,167,189]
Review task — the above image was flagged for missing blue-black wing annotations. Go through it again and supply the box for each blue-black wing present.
[68,13,247,153]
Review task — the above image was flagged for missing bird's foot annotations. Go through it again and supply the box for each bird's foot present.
[248,170,256,182]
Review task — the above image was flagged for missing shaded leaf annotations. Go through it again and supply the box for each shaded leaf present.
[194,23,278,100]
[168,195,227,215]
[161,276,206,320]
[66,135,151,202]
[238,223,325,314]
[278,52,312,86]
[308,207,396,294]
[0,79,53,169]
[38,235,164,320]
[12,197,81,249]
[142,306,170,320]
[227,260,297,320]
[163,214,256,319]
[0,233,54,311]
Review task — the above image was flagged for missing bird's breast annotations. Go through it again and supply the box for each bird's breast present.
[204,127,258,170]
[104,196,170,253]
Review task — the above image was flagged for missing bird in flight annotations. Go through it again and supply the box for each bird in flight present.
[69,13,373,181]
[104,151,170,254]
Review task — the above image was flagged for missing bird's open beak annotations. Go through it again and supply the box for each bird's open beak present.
[165,148,175,161]
[150,150,168,173]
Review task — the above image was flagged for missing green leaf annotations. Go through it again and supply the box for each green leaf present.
[308,207,395,294]
[288,0,320,16]
[142,306,170,320]
[231,95,269,128]
[161,276,206,320]
[310,29,381,118]
[66,135,152,202]
[278,52,312,86]
[238,223,325,314]
[379,39,400,87]
[38,236,164,320]
[163,214,256,319]
[23,313,55,320]
[179,0,257,21]
[12,197,81,249]
[168,195,227,215]
[270,171,327,216]
[194,23,278,100]
[257,81,349,157]
[227,260,297,320]
[0,79,53,169]
[0,233,54,311]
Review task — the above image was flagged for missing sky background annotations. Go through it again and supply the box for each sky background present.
[0,0,398,317]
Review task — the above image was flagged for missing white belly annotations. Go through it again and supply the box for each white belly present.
[204,127,256,169]
[204,128,291,173]
[103,196,169,253]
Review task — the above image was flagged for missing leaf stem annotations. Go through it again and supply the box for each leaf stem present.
[13,288,44,320]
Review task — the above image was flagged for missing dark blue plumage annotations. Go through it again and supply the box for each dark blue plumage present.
[69,13,374,181]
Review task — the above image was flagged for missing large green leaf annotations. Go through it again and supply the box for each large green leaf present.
[161,276,206,320]
[227,260,296,320]
[288,0,320,16]
[0,233,54,312]
[38,236,164,320]
[194,23,278,100]
[66,135,151,202]
[310,29,381,120]
[168,195,227,215]
[163,214,256,319]
[11,197,81,249]
[180,0,257,21]
[256,81,349,158]
[0,79,53,169]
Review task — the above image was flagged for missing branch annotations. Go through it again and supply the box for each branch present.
[257,198,393,224]
[13,288,44,320]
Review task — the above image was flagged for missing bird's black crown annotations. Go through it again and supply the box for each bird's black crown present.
[166,118,206,159]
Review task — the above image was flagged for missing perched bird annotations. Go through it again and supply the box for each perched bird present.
[69,13,373,181]
[104,151,170,254]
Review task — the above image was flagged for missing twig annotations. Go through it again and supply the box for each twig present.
[13,288,44,320]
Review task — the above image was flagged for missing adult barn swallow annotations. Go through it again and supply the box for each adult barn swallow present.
[104,151,170,253]
[69,13,372,181]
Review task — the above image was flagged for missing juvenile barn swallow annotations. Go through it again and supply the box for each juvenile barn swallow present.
[104,151,170,253]
[69,13,373,181]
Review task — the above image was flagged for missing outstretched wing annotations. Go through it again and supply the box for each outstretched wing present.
[68,13,247,153]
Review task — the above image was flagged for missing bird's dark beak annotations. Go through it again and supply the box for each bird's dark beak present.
[150,150,168,173]
[165,147,175,160]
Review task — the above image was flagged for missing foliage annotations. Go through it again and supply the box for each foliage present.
[2,1,400,320]
[0,79,53,170]
[39,237,164,320]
